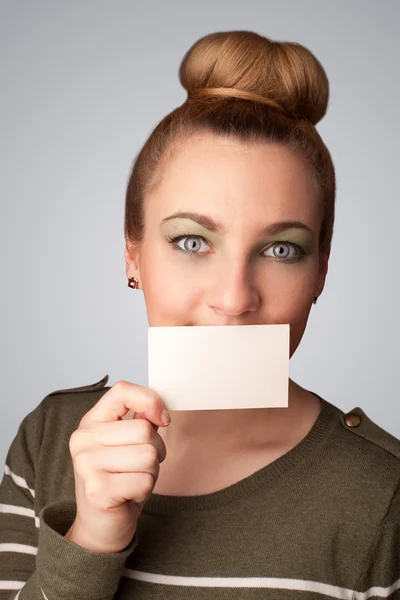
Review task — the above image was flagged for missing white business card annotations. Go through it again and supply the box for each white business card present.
[148,324,289,411]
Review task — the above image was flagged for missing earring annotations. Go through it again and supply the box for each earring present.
[128,277,139,289]
[313,293,319,305]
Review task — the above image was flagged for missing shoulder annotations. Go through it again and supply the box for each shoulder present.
[318,400,400,525]
[37,374,112,426]
[335,404,400,498]
[8,375,112,475]
[45,374,110,397]
[338,405,400,462]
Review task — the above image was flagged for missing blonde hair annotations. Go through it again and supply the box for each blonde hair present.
[125,30,336,256]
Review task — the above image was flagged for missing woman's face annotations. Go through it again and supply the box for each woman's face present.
[125,134,329,359]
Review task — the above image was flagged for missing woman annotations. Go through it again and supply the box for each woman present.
[1,30,399,600]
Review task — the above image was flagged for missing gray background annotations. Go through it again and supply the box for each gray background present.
[1,0,399,468]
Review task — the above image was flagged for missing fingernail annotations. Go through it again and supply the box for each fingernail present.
[161,408,171,425]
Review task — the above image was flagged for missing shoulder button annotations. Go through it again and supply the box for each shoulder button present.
[340,406,400,461]
[344,413,361,427]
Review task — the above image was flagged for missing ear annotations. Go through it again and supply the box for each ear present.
[125,240,141,281]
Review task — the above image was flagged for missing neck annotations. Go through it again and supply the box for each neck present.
[158,378,322,459]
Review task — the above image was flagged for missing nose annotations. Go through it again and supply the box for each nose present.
[207,264,260,317]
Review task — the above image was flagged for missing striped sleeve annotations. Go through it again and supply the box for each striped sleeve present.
[354,479,400,599]
[0,397,138,600]
[0,404,41,599]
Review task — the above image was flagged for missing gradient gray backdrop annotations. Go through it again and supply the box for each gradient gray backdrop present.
[1,0,399,468]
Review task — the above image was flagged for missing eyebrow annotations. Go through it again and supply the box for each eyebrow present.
[161,211,314,238]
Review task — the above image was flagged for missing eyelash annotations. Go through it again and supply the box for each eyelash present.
[166,234,306,263]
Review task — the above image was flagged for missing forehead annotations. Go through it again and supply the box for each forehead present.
[147,134,321,228]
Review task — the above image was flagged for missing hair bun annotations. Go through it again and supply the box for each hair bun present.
[179,31,329,126]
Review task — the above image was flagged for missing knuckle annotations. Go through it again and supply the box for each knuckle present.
[68,430,78,454]
[151,391,164,408]
[69,430,83,456]
[139,473,154,498]
[113,380,129,393]
[78,415,87,427]
[147,387,159,400]
[77,414,94,430]
[144,444,158,466]
[85,477,104,502]
[138,418,154,439]
[73,450,89,476]
[69,427,90,456]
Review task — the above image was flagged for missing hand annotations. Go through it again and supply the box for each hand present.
[66,380,170,553]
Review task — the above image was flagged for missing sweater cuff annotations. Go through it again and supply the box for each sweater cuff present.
[36,500,138,600]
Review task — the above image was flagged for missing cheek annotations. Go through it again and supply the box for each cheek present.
[285,267,319,353]
[288,309,313,359]
[266,271,316,358]
[267,264,316,307]
[140,251,200,324]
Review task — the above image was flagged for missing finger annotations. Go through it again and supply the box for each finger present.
[78,420,167,462]
[80,380,169,428]
[89,444,161,478]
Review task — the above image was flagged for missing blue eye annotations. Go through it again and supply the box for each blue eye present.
[167,234,306,263]
[168,235,208,255]
[267,242,304,261]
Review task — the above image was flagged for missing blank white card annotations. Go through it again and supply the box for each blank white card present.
[148,324,289,411]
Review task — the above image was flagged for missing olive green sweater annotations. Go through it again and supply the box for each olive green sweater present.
[1,375,399,599]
